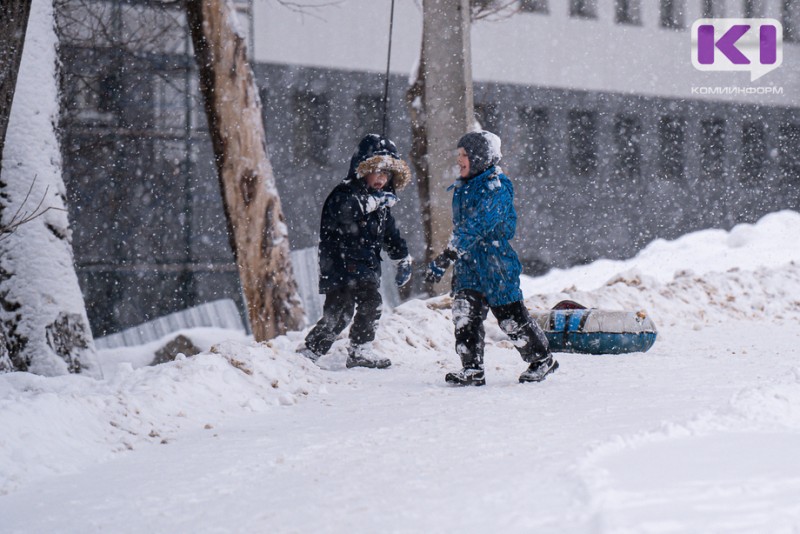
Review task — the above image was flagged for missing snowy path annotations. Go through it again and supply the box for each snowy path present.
[2,319,800,533]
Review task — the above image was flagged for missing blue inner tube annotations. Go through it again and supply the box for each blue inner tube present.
[534,309,658,355]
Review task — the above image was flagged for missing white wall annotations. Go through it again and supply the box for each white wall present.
[252,0,423,77]
[470,0,799,105]
[252,0,800,106]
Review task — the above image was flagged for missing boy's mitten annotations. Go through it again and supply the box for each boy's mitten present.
[424,247,458,283]
[394,255,413,287]
[363,191,398,213]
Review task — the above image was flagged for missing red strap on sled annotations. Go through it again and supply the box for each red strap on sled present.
[551,300,587,310]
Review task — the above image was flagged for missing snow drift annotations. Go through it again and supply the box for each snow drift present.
[1,210,800,533]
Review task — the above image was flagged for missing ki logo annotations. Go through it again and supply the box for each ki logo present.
[691,18,783,81]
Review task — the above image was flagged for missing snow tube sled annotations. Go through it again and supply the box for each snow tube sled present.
[529,301,657,355]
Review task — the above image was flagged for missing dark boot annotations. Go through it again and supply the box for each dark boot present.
[445,367,486,386]
[296,345,322,364]
[519,356,559,383]
[346,344,391,369]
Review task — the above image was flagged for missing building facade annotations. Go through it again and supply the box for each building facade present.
[59,0,800,336]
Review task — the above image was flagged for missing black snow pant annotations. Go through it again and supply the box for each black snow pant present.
[304,283,382,355]
[452,289,550,369]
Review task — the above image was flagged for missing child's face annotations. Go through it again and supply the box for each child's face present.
[364,171,390,191]
[457,148,470,178]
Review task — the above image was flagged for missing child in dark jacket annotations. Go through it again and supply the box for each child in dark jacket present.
[299,134,412,369]
[426,130,558,386]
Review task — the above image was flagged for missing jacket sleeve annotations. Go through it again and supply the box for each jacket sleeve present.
[452,183,516,254]
[382,209,409,260]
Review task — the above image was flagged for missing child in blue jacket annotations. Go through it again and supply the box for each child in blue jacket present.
[426,131,558,386]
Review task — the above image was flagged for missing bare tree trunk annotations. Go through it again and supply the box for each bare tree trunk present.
[185,0,304,341]
[417,0,474,295]
[0,0,32,172]
[0,0,98,376]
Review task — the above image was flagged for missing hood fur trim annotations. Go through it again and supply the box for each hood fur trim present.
[356,155,412,191]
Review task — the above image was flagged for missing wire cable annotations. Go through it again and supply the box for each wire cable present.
[382,0,396,138]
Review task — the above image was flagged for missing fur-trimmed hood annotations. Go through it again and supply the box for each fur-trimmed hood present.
[356,154,412,191]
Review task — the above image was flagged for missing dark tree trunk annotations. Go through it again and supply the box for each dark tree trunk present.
[185,0,304,341]
[406,38,439,297]
[0,0,32,173]
[406,38,432,263]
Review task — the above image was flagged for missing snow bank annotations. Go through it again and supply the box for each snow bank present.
[577,365,800,465]
[0,338,326,495]
[2,210,800,500]
[521,210,800,295]
[574,366,800,532]
[523,262,800,330]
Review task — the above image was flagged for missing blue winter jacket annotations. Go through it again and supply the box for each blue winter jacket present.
[449,166,524,306]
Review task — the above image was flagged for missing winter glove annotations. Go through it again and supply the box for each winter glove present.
[424,247,458,284]
[394,255,413,288]
[363,191,398,214]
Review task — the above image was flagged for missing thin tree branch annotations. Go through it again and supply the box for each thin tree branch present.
[0,176,67,241]
[471,0,520,21]
[276,0,343,13]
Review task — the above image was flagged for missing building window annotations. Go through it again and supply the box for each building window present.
[613,115,641,179]
[474,102,500,134]
[778,123,800,182]
[518,107,549,178]
[660,0,685,29]
[292,91,330,165]
[520,0,548,13]
[71,70,117,124]
[702,0,724,17]
[568,110,598,177]
[784,0,799,42]
[659,115,686,180]
[740,121,766,182]
[570,0,596,19]
[700,118,726,180]
[743,0,763,17]
[616,0,641,24]
[152,74,186,131]
[98,71,122,115]
[355,94,383,140]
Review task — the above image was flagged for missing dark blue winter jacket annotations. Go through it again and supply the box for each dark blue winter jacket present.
[449,166,523,306]
[318,178,408,293]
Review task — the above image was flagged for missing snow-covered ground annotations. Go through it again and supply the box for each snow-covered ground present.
[2,211,800,533]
